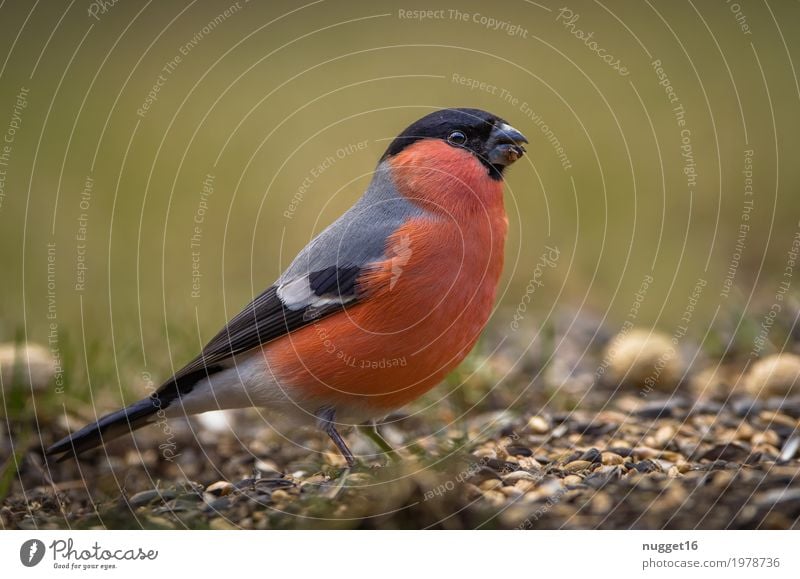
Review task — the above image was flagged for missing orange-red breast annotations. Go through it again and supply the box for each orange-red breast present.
[48,108,527,466]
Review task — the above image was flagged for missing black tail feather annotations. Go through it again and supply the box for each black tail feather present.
[46,396,162,460]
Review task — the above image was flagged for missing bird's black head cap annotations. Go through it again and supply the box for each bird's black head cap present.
[380,107,527,179]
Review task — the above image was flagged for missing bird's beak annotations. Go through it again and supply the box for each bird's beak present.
[487,123,528,166]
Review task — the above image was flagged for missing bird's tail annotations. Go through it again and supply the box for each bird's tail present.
[46,396,162,461]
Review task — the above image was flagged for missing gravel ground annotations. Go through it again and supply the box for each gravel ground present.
[2,320,800,529]
[3,390,799,529]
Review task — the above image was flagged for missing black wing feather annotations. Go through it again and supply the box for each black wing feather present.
[155,266,363,405]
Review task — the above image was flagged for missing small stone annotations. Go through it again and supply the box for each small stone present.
[654,425,676,448]
[745,354,800,398]
[632,447,660,459]
[323,451,347,468]
[502,470,540,483]
[564,460,592,473]
[514,479,536,492]
[778,434,800,462]
[602,329,683,391]
[733,422,756,442]
[562,474,583,486]
[479,479,503,491]
[601,452,624,465]
[751,430,780,447]
[205,481,233,497]
[0,343,56,392]
[270,489,291,502]
[527,416,550,434]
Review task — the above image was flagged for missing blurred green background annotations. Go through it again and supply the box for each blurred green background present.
[0,0,798,395]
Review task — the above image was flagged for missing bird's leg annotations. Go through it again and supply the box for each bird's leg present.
[359,421,400,462]
[315,406,355,468]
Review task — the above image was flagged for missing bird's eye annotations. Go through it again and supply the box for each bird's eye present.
[447,131,467,145]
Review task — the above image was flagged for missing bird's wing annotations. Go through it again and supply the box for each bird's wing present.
[156,166,424,402]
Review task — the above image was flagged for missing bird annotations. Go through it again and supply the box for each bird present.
[47,107,527,467]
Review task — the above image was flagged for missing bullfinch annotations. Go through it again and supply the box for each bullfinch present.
[47,108,528,467]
